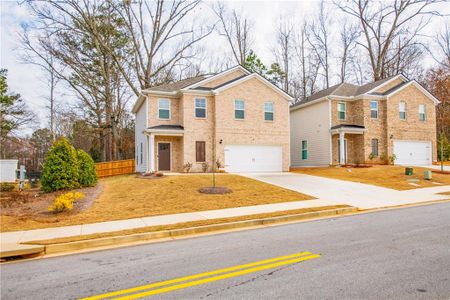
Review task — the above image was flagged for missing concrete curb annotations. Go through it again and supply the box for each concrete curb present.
[38,207,357,255]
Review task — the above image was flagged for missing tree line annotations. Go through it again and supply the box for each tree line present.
[1,0,448,168]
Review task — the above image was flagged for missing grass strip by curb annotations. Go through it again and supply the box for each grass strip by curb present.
[25,205,355,254]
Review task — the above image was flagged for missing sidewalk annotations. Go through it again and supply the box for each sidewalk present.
[1,199,336,245]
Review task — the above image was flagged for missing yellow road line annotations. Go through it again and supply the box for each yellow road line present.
[81,251,315,300]
[116,254,320,299]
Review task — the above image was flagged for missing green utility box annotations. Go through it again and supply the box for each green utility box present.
[424,170,432,180]
[405,167,414,176]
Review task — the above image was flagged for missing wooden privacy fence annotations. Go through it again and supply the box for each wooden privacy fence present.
[95,159,135,178]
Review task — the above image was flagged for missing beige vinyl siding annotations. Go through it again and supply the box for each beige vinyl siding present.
[134,97,148,172]
[290,101,331,166]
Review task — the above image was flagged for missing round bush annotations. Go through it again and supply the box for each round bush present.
[41,137,80,192]
[77,149,97,187]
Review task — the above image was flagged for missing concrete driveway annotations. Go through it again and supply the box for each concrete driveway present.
[241,172,450,209]
[417,165,450,172]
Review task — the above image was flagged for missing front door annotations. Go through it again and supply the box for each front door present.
[338,139,347,164]
[158,143,171,171]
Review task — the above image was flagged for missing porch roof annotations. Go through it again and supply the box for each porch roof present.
[145,125,184,136]
[330,124,366,135]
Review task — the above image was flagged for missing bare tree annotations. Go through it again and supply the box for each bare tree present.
[307,0,332,88]
[428,22,450,69]
[20,30,59,141]
[273,18,293,93]
[336,0,443,81]
[214,2,253,65]
[338,22,359,83]
[113,0,214,93]
[26,1,133,161]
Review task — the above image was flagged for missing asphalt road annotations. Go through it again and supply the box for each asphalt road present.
[1,202,449,299]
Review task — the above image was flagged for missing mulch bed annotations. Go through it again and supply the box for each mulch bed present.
[341,164,373,168]
[198,186,232,194]
[135,172,164,179]
[0,184,102,221]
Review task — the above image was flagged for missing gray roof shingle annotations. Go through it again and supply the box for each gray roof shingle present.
[145,76,206,92]
[291,75,405,108]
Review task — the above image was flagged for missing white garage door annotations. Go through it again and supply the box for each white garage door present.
[393,140,432,165]
[224,145,283,172]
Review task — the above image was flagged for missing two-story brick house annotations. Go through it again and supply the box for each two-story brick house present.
[133,66,293,173]
[290,74,440,167]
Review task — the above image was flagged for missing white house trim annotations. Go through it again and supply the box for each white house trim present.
[385,80,440,105]
[213,73,294,101]
[184,65,250,89]
[364,74,408,95]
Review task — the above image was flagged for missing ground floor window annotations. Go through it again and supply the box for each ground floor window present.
[371,139,379,156]
[301,140,308,160]
[196,141,206,162]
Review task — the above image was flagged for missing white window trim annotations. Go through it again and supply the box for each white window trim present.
[264,101,274,121]
[370,101,378,119]
[338,102,346,120]
[194,98,207,119]
[399,101,406,120]
[158,98,171,120]
[234,99,245,120]
[419,104,426,121]
[301,140,308,160]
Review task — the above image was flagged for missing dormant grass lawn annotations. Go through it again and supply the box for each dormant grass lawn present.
[291,165,450,190]
[1,174,312,232]
[28,205,349,245]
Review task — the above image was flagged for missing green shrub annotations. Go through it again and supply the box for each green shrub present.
[41,137,80,192]
[0,183,15,192]
[77,149,97,187]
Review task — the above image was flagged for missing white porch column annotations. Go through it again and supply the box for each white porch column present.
[339,132,346,165]
[148,133,155,172]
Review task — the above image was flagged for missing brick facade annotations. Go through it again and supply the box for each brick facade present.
[330,82,437,165]
[146,72,290,172]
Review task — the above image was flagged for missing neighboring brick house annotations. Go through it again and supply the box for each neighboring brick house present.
[290,74,440,167]
[132,66,293,173]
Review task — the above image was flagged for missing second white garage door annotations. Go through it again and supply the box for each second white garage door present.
[224,145,283,172]
[393,140,432,166]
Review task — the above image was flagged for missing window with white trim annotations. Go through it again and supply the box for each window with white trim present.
[399,101,406,120]
[337,102,346,120]
[158,99,170,119]
[195,98,206,118]
[301,140,308,160]
[370,101,378,119]
[419,104,426,121]
[235,100,245,119]
[264,102,274,121]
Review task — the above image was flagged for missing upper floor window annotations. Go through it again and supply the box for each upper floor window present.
[371,139,379,156]
[301,140,308,160]
[264,102,274,121]
[195,98,206,118]
[337,102,346,120]
[370,101,378,119]
[419,104,426,121]
[235,100,245,119]
[399,101,406,120]
[158,99,170,119]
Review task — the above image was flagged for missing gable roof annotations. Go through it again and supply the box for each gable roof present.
[291,74,413,110]
[143,76,206,93]
[133,65,293,113]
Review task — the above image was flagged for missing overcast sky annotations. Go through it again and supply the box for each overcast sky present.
[1,0,448,135]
